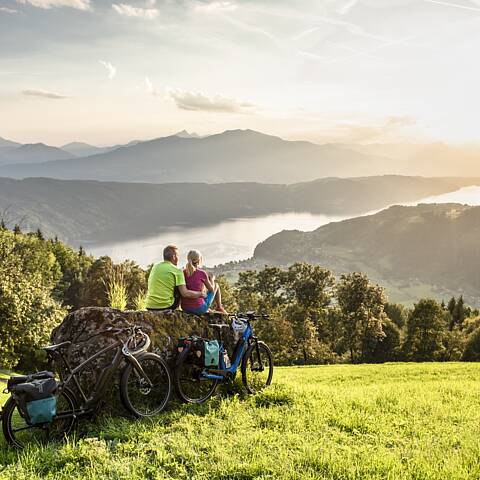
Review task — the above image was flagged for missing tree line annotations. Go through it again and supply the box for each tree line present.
[1,225,480,370]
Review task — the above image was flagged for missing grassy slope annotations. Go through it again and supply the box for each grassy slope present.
[1,363,480,479]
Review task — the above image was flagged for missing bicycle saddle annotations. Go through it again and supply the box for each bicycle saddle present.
[43,341,72,353]
[209,324,230,329]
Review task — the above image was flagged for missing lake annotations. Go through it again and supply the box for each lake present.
[88,185,480,267]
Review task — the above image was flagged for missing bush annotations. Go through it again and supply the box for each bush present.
[463,328,480,361]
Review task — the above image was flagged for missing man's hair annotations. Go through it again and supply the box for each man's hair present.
[163,244,178,261]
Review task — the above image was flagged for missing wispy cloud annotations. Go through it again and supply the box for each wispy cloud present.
[337,0,358,15]
[16,0,91,10]
[167,88,255,113]
[145,76,162,95]
[194,1,237,13]
[0,6,19,13]
[423,0,480,12]
[324,116,416,143]
[99,60,116,80]
[300,35,417,65]
[112,3,159,19]
[21,89,70,99]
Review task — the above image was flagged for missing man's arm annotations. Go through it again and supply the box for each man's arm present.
[178,284,206,299]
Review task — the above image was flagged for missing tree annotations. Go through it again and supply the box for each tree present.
[463,327,480,361]
[336,273,388,363]
[452,295,465,330]
[385,303,408,329]
[0,230,66,369]
[404,299,447,361]
[284,263,336,364]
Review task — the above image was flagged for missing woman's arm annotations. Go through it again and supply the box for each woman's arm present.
[203,274,215,293]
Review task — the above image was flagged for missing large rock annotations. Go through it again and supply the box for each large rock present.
[50,307,233,401]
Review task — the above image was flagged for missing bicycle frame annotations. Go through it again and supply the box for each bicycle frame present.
[201,321,254,381]
[52,338,152,419]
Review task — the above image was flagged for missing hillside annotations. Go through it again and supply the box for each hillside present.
[1,363,480,479]
[254,203,480,304]
[0,130,386,183]
[0,143,74,166]
[0,175,477,246]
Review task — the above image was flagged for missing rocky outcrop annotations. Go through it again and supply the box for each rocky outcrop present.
[50,307,233,401]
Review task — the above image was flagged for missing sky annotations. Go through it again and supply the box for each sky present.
[1,0,480,146]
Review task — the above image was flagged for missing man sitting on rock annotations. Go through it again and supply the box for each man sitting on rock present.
[146,244,205,311]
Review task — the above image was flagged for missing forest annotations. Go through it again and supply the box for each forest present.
[1,224,480,371]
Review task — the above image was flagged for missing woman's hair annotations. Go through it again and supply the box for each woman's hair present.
[185,250,203,277]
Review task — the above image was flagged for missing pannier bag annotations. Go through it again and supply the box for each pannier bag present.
[203,340,220,367]
[7,372,58,425]
[177,336,220,367]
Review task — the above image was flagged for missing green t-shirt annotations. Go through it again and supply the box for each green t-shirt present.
[145,261,186,309]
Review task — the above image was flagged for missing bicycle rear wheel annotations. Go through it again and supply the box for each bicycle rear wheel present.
[1,387,77,449]
[120,352,172,417]
[241,341,273,394]
[174,348,218,404]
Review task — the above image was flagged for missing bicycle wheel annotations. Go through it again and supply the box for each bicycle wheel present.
[241,341,273,394]
[174,348,218,404]
[2,387,77,449]
[120,352,172,417]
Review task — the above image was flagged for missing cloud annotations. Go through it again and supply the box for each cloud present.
[323,116,416,143]
[145,76,162,95]
[99,60,116,80]
[337,0,359,15]
[112,3,159,19]
[194,1,237,13]
[21,89,70,99]
[16,0,91,10]
[0,6,19,12]
[423,0,480,12]
[167,88,255,113]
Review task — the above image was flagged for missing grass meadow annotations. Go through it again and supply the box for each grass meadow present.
[1,363,480,479]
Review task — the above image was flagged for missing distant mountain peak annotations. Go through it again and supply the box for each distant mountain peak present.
[174,130,201,139]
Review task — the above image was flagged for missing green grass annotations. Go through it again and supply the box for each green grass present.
[1,363,480,479]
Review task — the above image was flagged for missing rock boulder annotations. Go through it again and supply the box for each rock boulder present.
[50,307,233,401]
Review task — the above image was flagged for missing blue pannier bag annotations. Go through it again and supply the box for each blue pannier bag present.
[204,340,220,367]
[7,373,58,425]
[27,397,58,424]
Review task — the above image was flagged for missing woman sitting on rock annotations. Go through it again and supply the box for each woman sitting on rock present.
[181,249,228,315]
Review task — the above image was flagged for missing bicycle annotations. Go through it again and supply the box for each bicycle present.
[1,324,172,448]
[174,312,273,404]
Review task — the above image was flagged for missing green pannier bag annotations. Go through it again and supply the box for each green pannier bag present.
[204,340,220,367]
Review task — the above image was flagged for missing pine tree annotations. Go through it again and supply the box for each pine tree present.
[0,219,6,230]
[13,224,21,235]
[453,295,465,330]
[36,228,44,240]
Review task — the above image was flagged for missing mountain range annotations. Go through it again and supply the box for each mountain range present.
[2,130,480,183]
[0,130,382,183]
[250,203,480,305]
[0,175,477,247]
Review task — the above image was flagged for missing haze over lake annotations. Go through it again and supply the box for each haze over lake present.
[88,186,480,267]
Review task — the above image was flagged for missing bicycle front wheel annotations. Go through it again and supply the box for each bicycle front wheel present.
[241,341,273,394]
[1,387,77,449]
[174,348,218,404]
[120,352,172,418]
